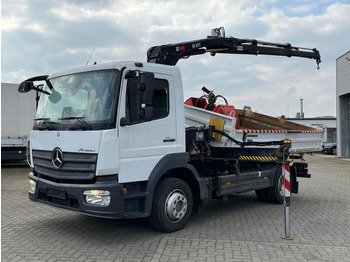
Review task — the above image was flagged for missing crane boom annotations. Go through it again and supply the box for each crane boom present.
[147,27,321,68]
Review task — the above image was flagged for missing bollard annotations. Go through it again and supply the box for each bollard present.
[281,162,294,240]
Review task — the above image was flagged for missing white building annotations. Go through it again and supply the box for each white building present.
[336,51,350,158]
[287,117,336,143]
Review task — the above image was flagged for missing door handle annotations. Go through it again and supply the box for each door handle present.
[163,138,176,142]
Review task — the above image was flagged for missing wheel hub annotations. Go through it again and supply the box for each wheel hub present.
[165,190,188,223]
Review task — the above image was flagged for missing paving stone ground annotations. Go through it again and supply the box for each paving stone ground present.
[1,154,350,261]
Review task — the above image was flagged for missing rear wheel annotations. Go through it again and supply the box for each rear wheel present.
[266,166,284,204]
[149,178,193,232]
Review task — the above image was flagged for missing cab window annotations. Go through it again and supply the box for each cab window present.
[125,77,169,123]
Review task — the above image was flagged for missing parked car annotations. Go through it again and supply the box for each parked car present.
[322,143,337,155]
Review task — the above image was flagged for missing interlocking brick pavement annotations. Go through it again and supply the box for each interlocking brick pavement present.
[1,154,350,261]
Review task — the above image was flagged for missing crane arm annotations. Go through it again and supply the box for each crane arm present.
[147,27,321,68]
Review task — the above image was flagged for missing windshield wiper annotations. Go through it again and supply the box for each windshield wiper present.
[58,117,92,130]
[34,117,51,121]
[34,118,60,130]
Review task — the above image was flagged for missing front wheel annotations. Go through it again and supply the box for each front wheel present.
[149,178,193,232]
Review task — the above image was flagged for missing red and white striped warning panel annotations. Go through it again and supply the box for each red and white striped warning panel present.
[282,164,291,198]
[240,129,324,133]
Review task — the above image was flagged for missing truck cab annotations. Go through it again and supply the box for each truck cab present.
[27,62,194,227]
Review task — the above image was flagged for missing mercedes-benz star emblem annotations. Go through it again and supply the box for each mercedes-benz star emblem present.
[52,148,64,169]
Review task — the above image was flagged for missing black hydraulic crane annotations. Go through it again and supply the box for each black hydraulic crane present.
[147,27,321,68]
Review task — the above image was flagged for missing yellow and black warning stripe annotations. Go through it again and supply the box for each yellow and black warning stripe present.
[239,155,278,161]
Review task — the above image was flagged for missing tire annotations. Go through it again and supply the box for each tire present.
[149,178,193,233]
[266,166,284,204]
[255,188,268,202]
[331,147,337,155]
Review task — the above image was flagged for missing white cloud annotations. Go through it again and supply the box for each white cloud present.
[2,16,24,31]
[1,0,349,117]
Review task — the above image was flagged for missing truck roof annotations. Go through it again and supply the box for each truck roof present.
[48,61,178,79]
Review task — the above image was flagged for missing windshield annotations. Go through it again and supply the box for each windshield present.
[35,69,120,130]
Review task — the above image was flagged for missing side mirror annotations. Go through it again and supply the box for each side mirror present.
[18,75,49,93]
[18,81,34,93]
[138,72,154,104]
[48,89,62,103]
[120,117,129,127]
[139,107,153,122]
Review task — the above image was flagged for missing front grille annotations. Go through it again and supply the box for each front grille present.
[33,150,97,182]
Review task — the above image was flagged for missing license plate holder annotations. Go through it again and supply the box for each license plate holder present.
[47,187,66,200]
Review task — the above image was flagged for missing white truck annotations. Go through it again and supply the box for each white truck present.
[19,28,322,232]
[1,82,36,161]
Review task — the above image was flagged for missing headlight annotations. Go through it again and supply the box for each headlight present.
[83,190,111,206]
[29,179,36,194]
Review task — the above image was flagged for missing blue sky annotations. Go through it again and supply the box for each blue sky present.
[256,0,349,16]
[2,0,350,117]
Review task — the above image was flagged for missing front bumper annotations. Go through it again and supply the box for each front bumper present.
[28,172,125,219]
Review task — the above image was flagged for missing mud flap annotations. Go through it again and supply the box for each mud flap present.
[290,165,299,194]
[293,162,311,178]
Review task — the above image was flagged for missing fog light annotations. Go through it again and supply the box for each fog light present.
[29,179,36,194]
[83,190,111,206]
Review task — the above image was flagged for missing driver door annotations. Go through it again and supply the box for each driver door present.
[118,71,178,183]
